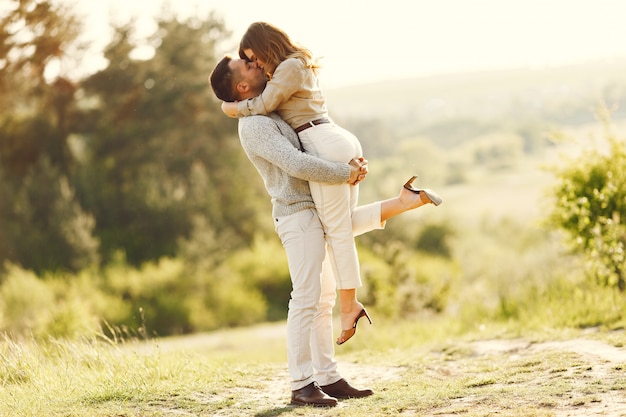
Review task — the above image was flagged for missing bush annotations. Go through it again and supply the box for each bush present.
[415,222,454,257]
[0,240,286,339]
[218,235,290,322]
[102,254,195,336]
[0,263,103,338]
[448,216,573,329]
[0,264,55,335]
[522,273,626,330]
[0,157,100,274]
[359,242,458,319]
[549,112,626,290]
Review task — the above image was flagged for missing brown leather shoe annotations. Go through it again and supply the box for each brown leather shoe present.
[320,378,374,399]
[290,382,338,407]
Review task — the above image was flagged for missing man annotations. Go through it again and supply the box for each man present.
[209,55,439,407]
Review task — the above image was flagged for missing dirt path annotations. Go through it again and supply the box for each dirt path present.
[153,326,626,416]
[464,338,626,416]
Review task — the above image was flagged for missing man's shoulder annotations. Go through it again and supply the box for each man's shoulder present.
[238,113,299,149]
[240,113,278,124]
[240,113,291,132]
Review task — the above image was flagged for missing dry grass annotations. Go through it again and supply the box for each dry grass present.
[1,321,625,417]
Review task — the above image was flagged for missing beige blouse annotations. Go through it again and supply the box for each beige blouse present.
[236,57,329,129]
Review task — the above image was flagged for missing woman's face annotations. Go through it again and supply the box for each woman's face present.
[243,48,267,71]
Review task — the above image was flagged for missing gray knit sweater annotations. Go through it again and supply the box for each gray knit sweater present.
[238,113,351,218]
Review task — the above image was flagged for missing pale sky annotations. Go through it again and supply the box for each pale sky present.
[72,0,626,88]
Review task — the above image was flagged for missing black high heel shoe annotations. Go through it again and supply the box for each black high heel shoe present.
[336,309,372,345]
[403,176,443,206]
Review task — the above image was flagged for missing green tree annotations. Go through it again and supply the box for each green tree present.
[76,13,264,265]
[0,0,98,272]
[549,111,626,290]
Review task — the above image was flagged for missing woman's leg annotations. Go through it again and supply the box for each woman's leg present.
[351,182,435,236]
[308,180,364,290]
[300,124,366,341]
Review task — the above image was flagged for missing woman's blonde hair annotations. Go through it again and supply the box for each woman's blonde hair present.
[238,22,319,76]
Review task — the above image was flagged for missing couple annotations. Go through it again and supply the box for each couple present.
[209,24,442,408]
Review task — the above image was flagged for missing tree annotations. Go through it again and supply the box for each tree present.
[76,13,264,265]
[0,0,82,173]
[0,0,98,272]
[549,109,626,290]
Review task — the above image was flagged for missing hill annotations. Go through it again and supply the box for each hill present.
[325,56,626,125]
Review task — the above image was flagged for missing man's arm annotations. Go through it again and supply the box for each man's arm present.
[236,59,303,118]
[240,116,356,184]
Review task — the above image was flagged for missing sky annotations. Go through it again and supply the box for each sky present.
[73,0,626,88]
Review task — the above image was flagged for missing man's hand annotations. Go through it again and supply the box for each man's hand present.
[221,101,239,118]
[348,157,368,185]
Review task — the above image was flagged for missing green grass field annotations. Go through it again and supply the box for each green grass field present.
[1,318,625,416]
[2,121,625,417]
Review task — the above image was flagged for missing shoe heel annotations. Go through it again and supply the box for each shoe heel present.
[336,309,372,345]
[403,176,418,191]
[362,309,372,325]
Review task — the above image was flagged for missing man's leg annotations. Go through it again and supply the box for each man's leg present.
[276,209,340,407]
[311,250,341,386]
[275,209,326,391]
[312,249,375,399]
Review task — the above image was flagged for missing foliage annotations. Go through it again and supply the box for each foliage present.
[415,222,454,256]
[549,111,626,290]
[521,274,626,330]
[219,235,291,321]
[1,0,625,342]
[445,216,589,330]
[0,0,97,273]
[0,1,265,272]
[359,240,458,319]
[0,263,104,338]
[75,14,263,266]
[0,0,82,117]
[0,240,285,338]
[0,157,99,273]
[101,254,194,336]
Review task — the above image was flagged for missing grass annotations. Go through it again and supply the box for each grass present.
[1,317,625,417]
[2,123,625,416]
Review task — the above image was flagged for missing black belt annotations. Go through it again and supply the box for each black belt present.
[294,118,330,133]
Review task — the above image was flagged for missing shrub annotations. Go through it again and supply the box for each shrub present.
[102,254,194,336]
[0,263,54,335]
[415,222,454,257]
[0,263,103,338]
[549,112,626,290]
[359,242,458,319]
[219,235,290,321]
[448,216,574,330]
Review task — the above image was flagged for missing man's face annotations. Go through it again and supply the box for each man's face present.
[242,48,267,72]
[229,58,266,98]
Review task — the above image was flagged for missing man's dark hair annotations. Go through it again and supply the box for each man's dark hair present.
[209,55,238,102]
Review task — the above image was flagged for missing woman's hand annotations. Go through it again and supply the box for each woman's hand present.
[348,157,368,185]
[221,101,239,118]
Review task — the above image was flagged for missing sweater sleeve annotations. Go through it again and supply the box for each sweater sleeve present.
[239,116,350,184]
[237,59,305,117]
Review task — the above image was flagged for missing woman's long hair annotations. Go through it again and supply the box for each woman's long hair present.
[238,22,319,76]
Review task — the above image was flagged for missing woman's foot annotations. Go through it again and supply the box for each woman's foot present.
[399,184,429,210]
[403,176,443,206]
[337,302,372,345]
